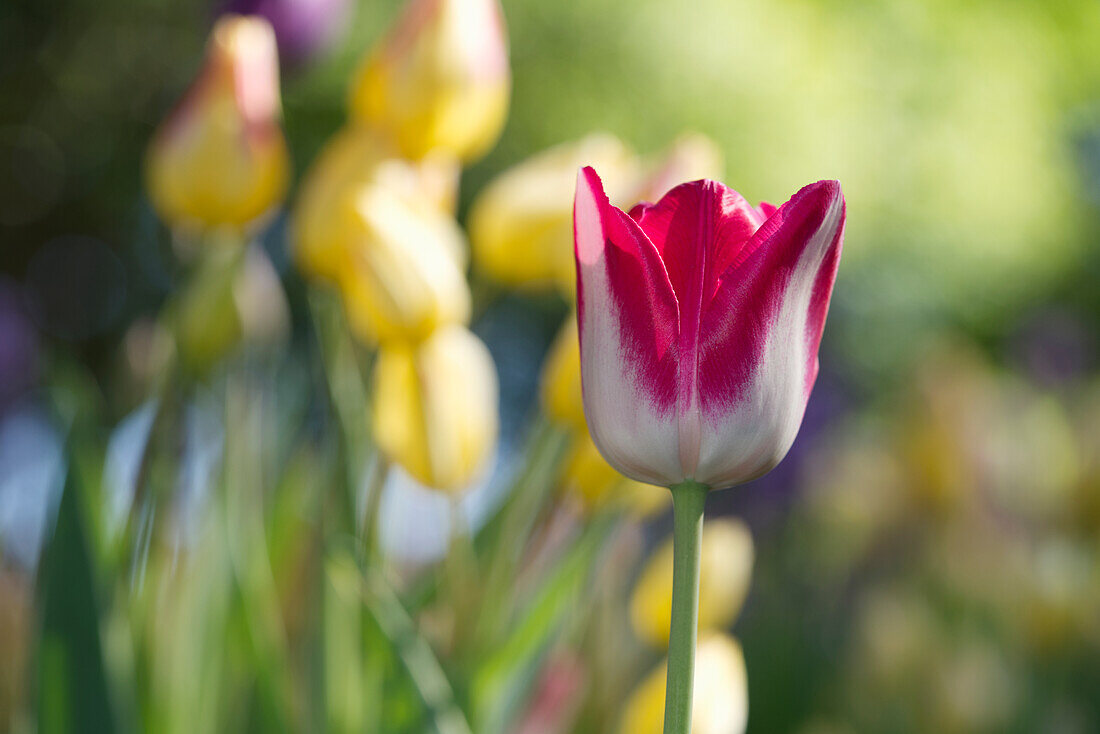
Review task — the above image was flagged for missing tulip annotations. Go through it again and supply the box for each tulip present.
[348,0,510,163]
[294,125,460,285]
[372,325,498,491]
[575,167,844,734]
[573,167,846,490]
[618,634,748,734]
[336,183,471,346]
[469,134,639,291]
[146,15,290,232]
[629,519,754,649]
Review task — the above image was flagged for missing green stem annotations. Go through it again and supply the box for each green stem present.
[663,480,708,734]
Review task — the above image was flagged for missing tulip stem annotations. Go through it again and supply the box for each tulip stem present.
[663,479,708,734]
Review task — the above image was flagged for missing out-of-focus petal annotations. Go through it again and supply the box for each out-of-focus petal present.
[617,633,749,734]
[540,315,586,431]
[337,184,470,345]
[348,0,510,162]
[469,134,639,291]
[146,15,289,231]
[372,325,498,491]
[630,518,754,648]
[294,125,460,284]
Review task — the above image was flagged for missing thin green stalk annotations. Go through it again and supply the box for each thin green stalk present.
[663,480,708,734]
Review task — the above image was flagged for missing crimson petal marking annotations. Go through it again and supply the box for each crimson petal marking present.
[574,167,683,485]
[693,180,845,488]
[628,180,767,476]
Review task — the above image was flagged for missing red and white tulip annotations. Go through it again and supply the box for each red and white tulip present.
[573,167,845,489]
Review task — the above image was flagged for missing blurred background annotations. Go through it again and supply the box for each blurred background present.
[2,0,1100,732]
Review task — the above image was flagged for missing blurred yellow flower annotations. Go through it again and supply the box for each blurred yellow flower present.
[618,633,748,734]
[630,519,754,649]
[348,0,510,163]
[372,325,498,491]
[294,125,460,285]
[468,133,640,292]
[560,431,669,518]
[337,183,471,346]
[634,133,724,204]
[540,315,585,431]
[146,15,290,232]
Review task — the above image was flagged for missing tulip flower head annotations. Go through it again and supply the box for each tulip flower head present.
[146,15,290,231]
[574,168,845,490]
[294,125,460,284]
[349,0,510,162]
[372,325,498,491]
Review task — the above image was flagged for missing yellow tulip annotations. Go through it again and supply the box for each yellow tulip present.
[294,125,460,284]
[540,315,585,431]
[146,15,290,232]
[618,634,749,734]
[348,0,510,162]
[468,134,640,291]
[336,183,471,345]
[560,432,669,518]
[630,519,754,649]
[372,325,498,491]
[634,133,724,204]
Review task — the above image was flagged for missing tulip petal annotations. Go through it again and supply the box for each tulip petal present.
[574,167,683,485]
[629,181,769,475]
[693,180,845,487]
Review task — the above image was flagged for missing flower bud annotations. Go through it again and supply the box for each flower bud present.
[348,0,510,162]
[630,518,754,649]
[294,126,460,284]
[337,184,471,345]
[618,634,748,734]
[146,15,290,231]
[469,134,639,291]
[372,325,499,491]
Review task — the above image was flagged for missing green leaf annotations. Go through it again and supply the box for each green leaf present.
[35,466,115,733]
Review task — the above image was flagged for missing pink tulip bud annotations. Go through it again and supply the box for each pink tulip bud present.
[573,167,845,489]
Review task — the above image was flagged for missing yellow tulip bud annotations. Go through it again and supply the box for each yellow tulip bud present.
[540,315,585,431]
[348,0,510,162]
[635,133,725,204]
[630,519,754,649]
[468,134,640,291]
[294,125,460,284]
[560,432,669,518]
[372,325,499,491]
[618,634,749,734]
[337,183,471,345]
[146,15,290,232]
